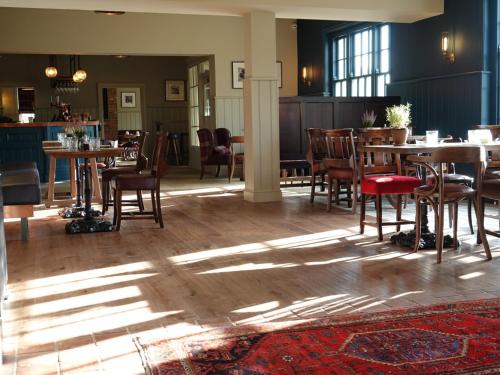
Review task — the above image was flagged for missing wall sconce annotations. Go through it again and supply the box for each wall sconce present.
[302,66,312,86]
[441,32,455,64]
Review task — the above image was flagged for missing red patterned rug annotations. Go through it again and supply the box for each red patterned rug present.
[138,299,500,374]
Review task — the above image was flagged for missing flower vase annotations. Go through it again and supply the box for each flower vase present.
[391,128,408,145]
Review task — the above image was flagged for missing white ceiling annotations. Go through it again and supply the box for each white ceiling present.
[0,0,443,22]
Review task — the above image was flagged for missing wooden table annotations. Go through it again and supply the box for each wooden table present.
[43,147,124,208]
[362,142,500,248]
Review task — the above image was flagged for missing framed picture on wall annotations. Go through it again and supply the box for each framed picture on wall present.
[121,92,136,108]
[166,80,186,101]
[231,61,245,89]
[231,61,283,89]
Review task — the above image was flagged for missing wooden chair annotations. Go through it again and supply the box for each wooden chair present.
[358,128,422,241]
[409,146,491,263]
[112,133,167,231]
[101,132,149,214]
[475,125,500,180]
[306,128,328,203]
[197,128,232,181]
[323,128,357,213]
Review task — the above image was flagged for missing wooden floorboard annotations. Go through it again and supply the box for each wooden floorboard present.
[2,166,499,374]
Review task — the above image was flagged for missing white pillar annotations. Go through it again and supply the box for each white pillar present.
[243,11,282,203]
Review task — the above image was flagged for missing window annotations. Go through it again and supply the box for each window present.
[17,87,35,123]
[188,65,200,146]
[331,24,390,97]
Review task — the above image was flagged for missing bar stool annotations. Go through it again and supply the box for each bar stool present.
[166,133,182,165]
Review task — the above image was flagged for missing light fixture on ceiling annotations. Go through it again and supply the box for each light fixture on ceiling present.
[94,10,125,16]
[302,66,312,87]
[114,55,128,59]
[45,55,58,78]
[72,56,87,83]
[441,32,455,64]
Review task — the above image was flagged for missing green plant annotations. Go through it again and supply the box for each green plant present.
[73,125,86,139]
[361,110,377,128]
[386,103,412,129]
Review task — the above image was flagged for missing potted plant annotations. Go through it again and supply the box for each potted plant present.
[361,110,377,128]
[386,103,412,145]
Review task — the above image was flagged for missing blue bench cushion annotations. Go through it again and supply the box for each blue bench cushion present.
[0,163,41,206]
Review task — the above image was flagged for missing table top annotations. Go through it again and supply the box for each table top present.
[362,142,500,154]
[43,147,124,158]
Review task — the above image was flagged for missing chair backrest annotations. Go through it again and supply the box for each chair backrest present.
[151,132,168,178]
[135,131,149,172]
[215,128,232,148]
[431,145,486,164]
[197,128,215,162]
[324,128,356,170]
[356,128,398,177]
[306,128,328,165]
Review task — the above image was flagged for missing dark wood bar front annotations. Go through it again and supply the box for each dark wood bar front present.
[0,122,99,182]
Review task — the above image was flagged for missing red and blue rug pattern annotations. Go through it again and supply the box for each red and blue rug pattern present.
[138,299,500,374]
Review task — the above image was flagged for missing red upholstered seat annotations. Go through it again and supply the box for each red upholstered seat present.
[361,175,422,195]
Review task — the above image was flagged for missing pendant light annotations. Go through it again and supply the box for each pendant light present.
[45,55,58,78]
[73,56,87,82]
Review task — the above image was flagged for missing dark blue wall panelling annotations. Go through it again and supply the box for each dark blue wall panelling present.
[297,0,497,139]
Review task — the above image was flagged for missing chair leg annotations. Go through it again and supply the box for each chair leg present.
[200,164,206,180]
[230,156,236,183]
[310,172,316,203]
[453,201,459,250]
[156,187,164,228]
[151,190,158,223]
[115,189,123,231]
[414,196,422,252]
[360,193,366,234]
[351,179,358,215]
[173,140,180,165]
[376,194,383,241]
[396,194,402,232]
[112,188,118,226]
[346,182,352,208]
[437,198,445,264]
[102,179,109,214]
[467,198,474,234]
[474,197,492,260]
[227,162,232,183]
[215,165,221,177]
[327,176,333,212]
[448,202,453,228]
[137,190,144,212]
[320,173,325,192]
[334,180,340,205]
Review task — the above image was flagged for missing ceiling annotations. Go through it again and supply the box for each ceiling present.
[0,0,444,22]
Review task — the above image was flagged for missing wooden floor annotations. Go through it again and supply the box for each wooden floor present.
[2,167,499,374]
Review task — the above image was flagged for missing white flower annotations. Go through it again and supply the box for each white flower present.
[386,103,412,129]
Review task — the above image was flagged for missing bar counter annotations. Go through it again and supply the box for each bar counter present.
[0,121,99,182]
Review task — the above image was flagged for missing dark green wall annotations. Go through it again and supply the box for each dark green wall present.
[297,0,498,138]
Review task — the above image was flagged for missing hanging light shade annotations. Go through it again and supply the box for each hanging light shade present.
[45,66,58,78]
[73,69,87,82]
[45,55,58,78]
[72,72,84,83]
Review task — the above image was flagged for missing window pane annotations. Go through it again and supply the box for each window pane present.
[381,25,390,50]
[377,75,385,96]
[351,79,358,97]
[342,81,347,96]
[366,77,372,97]
[362,31,369,54]
[381,50,389,73]
[338,38,345,59]
[354,33,361,55]
[355,56,361,76]
[359,77,365,96]
[338,60,345,79]
[362,54,369,75]
[385,74,391,84]
[335,82,341,96]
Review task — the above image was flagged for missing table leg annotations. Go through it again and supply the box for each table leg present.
[45,156,56,208]
[65,157,113,234]
[89,158,102,202]
[69,158,77,198]
[390,164,454,249]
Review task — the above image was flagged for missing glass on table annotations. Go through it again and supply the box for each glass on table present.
[89,137,101,151]
[425,130,439,145]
